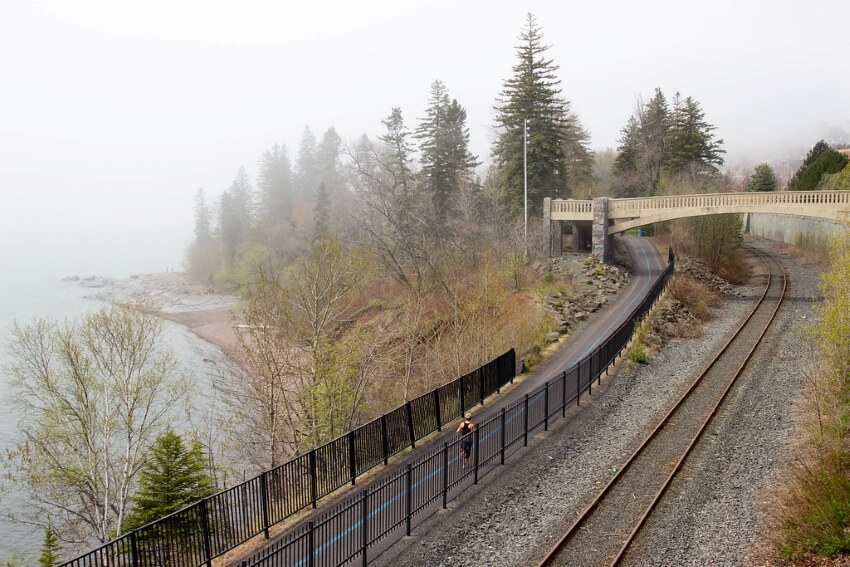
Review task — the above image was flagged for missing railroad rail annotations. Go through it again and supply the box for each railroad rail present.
[537,245,787,567]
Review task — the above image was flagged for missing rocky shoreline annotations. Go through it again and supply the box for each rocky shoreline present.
[68,272,240,353]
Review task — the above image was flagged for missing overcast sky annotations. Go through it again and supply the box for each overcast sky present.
[1,0,848,277]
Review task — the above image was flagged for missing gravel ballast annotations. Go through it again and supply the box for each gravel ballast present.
[371,238,821,567]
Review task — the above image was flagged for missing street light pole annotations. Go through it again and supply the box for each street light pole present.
[523,119,528,257]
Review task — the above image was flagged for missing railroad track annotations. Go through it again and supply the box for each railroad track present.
[537,246,787,567]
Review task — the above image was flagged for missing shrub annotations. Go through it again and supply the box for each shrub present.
[668,275,721,320]
[628,340,647,363]
[775,226,850,559]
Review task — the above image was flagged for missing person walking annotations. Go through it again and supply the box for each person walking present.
[456,413,476,468]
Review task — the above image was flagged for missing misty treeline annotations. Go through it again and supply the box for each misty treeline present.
[186,14,739,474]
[193,14,576,476]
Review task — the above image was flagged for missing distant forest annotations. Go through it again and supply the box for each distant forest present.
[186,13,737,291]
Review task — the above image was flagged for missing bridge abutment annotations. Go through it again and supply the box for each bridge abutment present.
[592,197,611,263]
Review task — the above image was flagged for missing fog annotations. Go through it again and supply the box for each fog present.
[2,0,849,276]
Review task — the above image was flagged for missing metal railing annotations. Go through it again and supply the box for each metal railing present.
[243,260,674,566]
[60,350,517,567]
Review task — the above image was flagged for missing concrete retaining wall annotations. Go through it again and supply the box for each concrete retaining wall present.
[744,213,848,251]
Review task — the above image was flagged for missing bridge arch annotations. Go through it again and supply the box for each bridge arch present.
[548,191,850,262]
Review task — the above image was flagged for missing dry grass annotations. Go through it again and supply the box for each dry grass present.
[667,275,721,321]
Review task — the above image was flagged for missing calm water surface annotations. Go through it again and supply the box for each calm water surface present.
[0,274,221,562]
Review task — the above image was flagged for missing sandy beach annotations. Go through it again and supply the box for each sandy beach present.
[78,271,240,353]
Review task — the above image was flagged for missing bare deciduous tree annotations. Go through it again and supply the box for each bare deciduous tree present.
[4,304,190,546]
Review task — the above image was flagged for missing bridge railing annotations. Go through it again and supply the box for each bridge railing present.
[551,199,593,219]
[549,191,850,222]
[59,350,517,567]
[608,190,850,218]
[244,259,675,567]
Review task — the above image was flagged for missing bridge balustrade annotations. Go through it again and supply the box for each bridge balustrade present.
[547,191,850,222]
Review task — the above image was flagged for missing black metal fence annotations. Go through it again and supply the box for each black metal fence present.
[243,259,674,566]
[60,350,517,567]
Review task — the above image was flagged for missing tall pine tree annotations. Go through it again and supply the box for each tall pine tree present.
[614,88,724,195]
[415,80,479,220]
[316,127,343,193]
[296,126,319,195]
[493,13,571,216]
[257,143,293,223]
[665,93,725,177]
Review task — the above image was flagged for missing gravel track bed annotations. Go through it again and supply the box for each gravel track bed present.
[621,239,820,567]
[553,248,783,566]
[373,238,816,567]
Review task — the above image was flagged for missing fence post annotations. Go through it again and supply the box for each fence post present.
[434,389,442,431]
[544,381,550,432]
[588,359,592,396]
[309,450,318,509]
[523,394,529,447]
[381,414,389,465]
[443,441,449,510]
[459,375,466,416]
[479,370,485,406]
[597,351,602,385]
[361,490,369,567]
[308,521,315,567]
[577,369,581,406]
[562,371,567,417]
[349,431,357,486]
[442,441,449,509]
[199,499,213,567]
[260,472,270,539]
[500,408,506,465]
[130,530,140,566]
[406,402,416,449]
[473,428,480,485]
[405,463,413,536]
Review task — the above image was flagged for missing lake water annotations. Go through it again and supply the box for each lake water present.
[0,272,223,562]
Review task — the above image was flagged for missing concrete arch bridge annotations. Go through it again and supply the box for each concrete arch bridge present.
[544,190,850,262]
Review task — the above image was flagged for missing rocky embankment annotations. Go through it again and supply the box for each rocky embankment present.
[67,272,238,352]
[538,256,631,343]
[645,256,739,346]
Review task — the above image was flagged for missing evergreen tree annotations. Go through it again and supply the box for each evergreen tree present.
[790,141,849,190]
[296,126,319,195]
[639,88,670,193]
[124,430,214,530]
[747,163,778,192]
[38,525,60,567]
[316,127,343,193]
[380,107,415,195]
[493,13,571,216]
[218,167,254,264]
[562,113,595,196]
[257,143,293,222]
[230,166,255,226]
[666,93,725,176]
[193,188,211,243]
[613,88,724,195]
[416,80,479,219]
[818,162,850,190]
[313,181,330,240]
[613,115,642,196]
